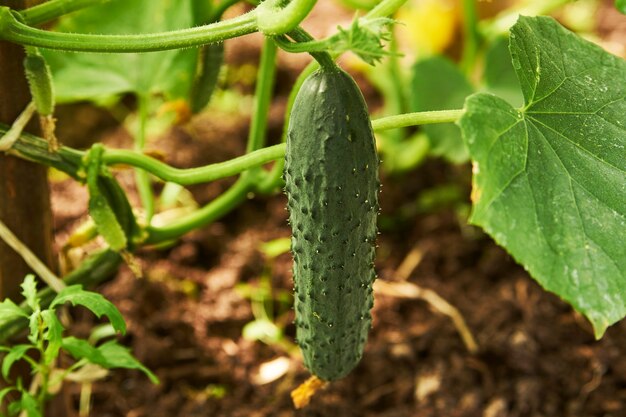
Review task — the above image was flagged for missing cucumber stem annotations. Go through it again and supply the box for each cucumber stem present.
[0,6,258,52]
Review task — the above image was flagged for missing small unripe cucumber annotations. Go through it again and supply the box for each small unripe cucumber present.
[191,42,224,113]
[285,65,379,381]
[23,53,55,116]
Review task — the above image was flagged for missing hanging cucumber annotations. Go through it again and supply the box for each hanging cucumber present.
[190,42,224,113]
[284,63,380,381]
[190,0,224,113]
[23,48,58,151]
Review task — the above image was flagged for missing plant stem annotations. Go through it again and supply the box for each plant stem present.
[146,38,279,244]
[0,218,65,292]
[134,94,154,223]
[2,123,285,185]
[145,177,252,243]
[384,33,407,142]
[20,0,112,26]
[0,6,258,52]
[143,109,465,239]
[255,60,318,194]
[367,0,408,18]
[256,0,317,35]
[460,0,480,73]
[0,101,35,151]
[371,109,464,131]
[3,108,464,182]
[273,35,329,54]
[79,382,92,417]
[104,144,286,185]
[246,38,277,154]
[288,27,336,70]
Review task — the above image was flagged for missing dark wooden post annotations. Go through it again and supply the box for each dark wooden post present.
[0,0,56,299]
[0,8,75,417]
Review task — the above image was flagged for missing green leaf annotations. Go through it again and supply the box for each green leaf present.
[41,310,64,366]
[51,286,126,335]
[483,35,524,108]
[0,386,17,407]
[20,275,38,312]
[0,299,28,324]
[88,324,118,345]
[27,313,39,346]
[41,0,198,103]
[9,399,23,415]
[458,16,626,338]
[1,345,32,381]
[97,341,159,384]
[19,393,41,417]
[616,0,626,14]
[62,337,104,362]
[62,337,158,384]
[331,17,394,65]
[411,55,473,163]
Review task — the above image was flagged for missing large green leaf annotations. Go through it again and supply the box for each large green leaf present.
[458,16,626,337]
[42,0,197,102]
[411,55,473,163]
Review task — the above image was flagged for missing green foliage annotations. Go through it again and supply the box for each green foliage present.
[331,17,395,65]
[459,16,626,338]
[0,275,156,416]
[62,338,158,383]
[411,55,473,163]
[0,299,28,323]
[1,345,32,381]
[41,0,198,103]
[616,0,626,14]
[50,286,126,334]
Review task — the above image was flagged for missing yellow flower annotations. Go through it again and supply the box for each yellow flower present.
[396,0,459,55]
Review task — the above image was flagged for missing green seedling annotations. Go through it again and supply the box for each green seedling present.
[0,275,157,417]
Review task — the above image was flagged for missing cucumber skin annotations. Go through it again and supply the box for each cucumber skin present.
[24,54,55,116]
[284,66,379,381]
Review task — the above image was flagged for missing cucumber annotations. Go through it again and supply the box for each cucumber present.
[24,49,58,151]
[23,52,54,117]
[284,65,379,381]
[190,42,224,113]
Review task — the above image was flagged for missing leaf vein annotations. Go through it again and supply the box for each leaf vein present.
[526,117,625,174]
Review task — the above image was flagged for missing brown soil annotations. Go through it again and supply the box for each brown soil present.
[49,135,626,417]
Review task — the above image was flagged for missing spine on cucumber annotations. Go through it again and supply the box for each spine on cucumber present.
[284,65,379,381]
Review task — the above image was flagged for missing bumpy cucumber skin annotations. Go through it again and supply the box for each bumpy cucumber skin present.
[24,54,54,116]
[284,66,379,381]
